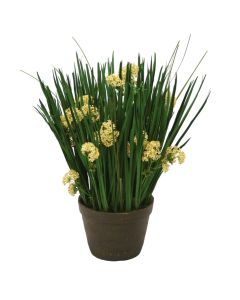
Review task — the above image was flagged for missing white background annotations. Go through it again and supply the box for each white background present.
[0,0,240,299]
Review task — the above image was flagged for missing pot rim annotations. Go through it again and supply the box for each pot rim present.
[78,196,154,221]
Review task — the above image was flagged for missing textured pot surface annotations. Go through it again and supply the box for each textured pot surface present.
[79,199,153,261]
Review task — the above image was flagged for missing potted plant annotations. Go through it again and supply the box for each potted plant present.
[33,43,210,261]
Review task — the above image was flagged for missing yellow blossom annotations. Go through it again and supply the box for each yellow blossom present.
[106,74,124,88]
[60,108,84,128]
[76,108,85,121]
[68,184,77,196]
[106,63,138,88]
[81,104,100,121]
[142,141,161,162]
[60,104,99,128]
[122,64,139,81]
[178,150,185,164]
[81,142,100,162]
[60,115,69,128]
[161,146,185,172]
[63,169,79,196]
[166,146,178,163]
[63,169,79,185]
[99,120,119,147]
[80,95,93,105]
[60,108,73,128]
[162,162,169,173]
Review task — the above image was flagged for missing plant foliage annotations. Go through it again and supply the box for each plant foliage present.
[35,45,210,212]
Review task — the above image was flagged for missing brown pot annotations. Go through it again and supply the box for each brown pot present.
[78,198,153,261]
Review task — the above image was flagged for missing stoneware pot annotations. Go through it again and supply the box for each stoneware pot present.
[78,197,153,261]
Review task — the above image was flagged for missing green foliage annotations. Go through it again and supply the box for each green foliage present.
[35,49,210,212]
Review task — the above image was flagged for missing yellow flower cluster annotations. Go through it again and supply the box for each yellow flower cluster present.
[100,120,119,147]
[178,150,185,164]
[127,131,160,161]
[81,104,100,121]
[161,146,185,172]
[81,142,100,162]
[127,131,148,157]
[60,108,84,128]
[81,95,93,105]
[106,74,124,88]
[106,63,139,88]
[68,184,78,196]
[63,169,79,184]
[122,63,139,82]
[60,102,99,128]
[142,141,161,162]
[62,169,79,196]
[162,162,170,173]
